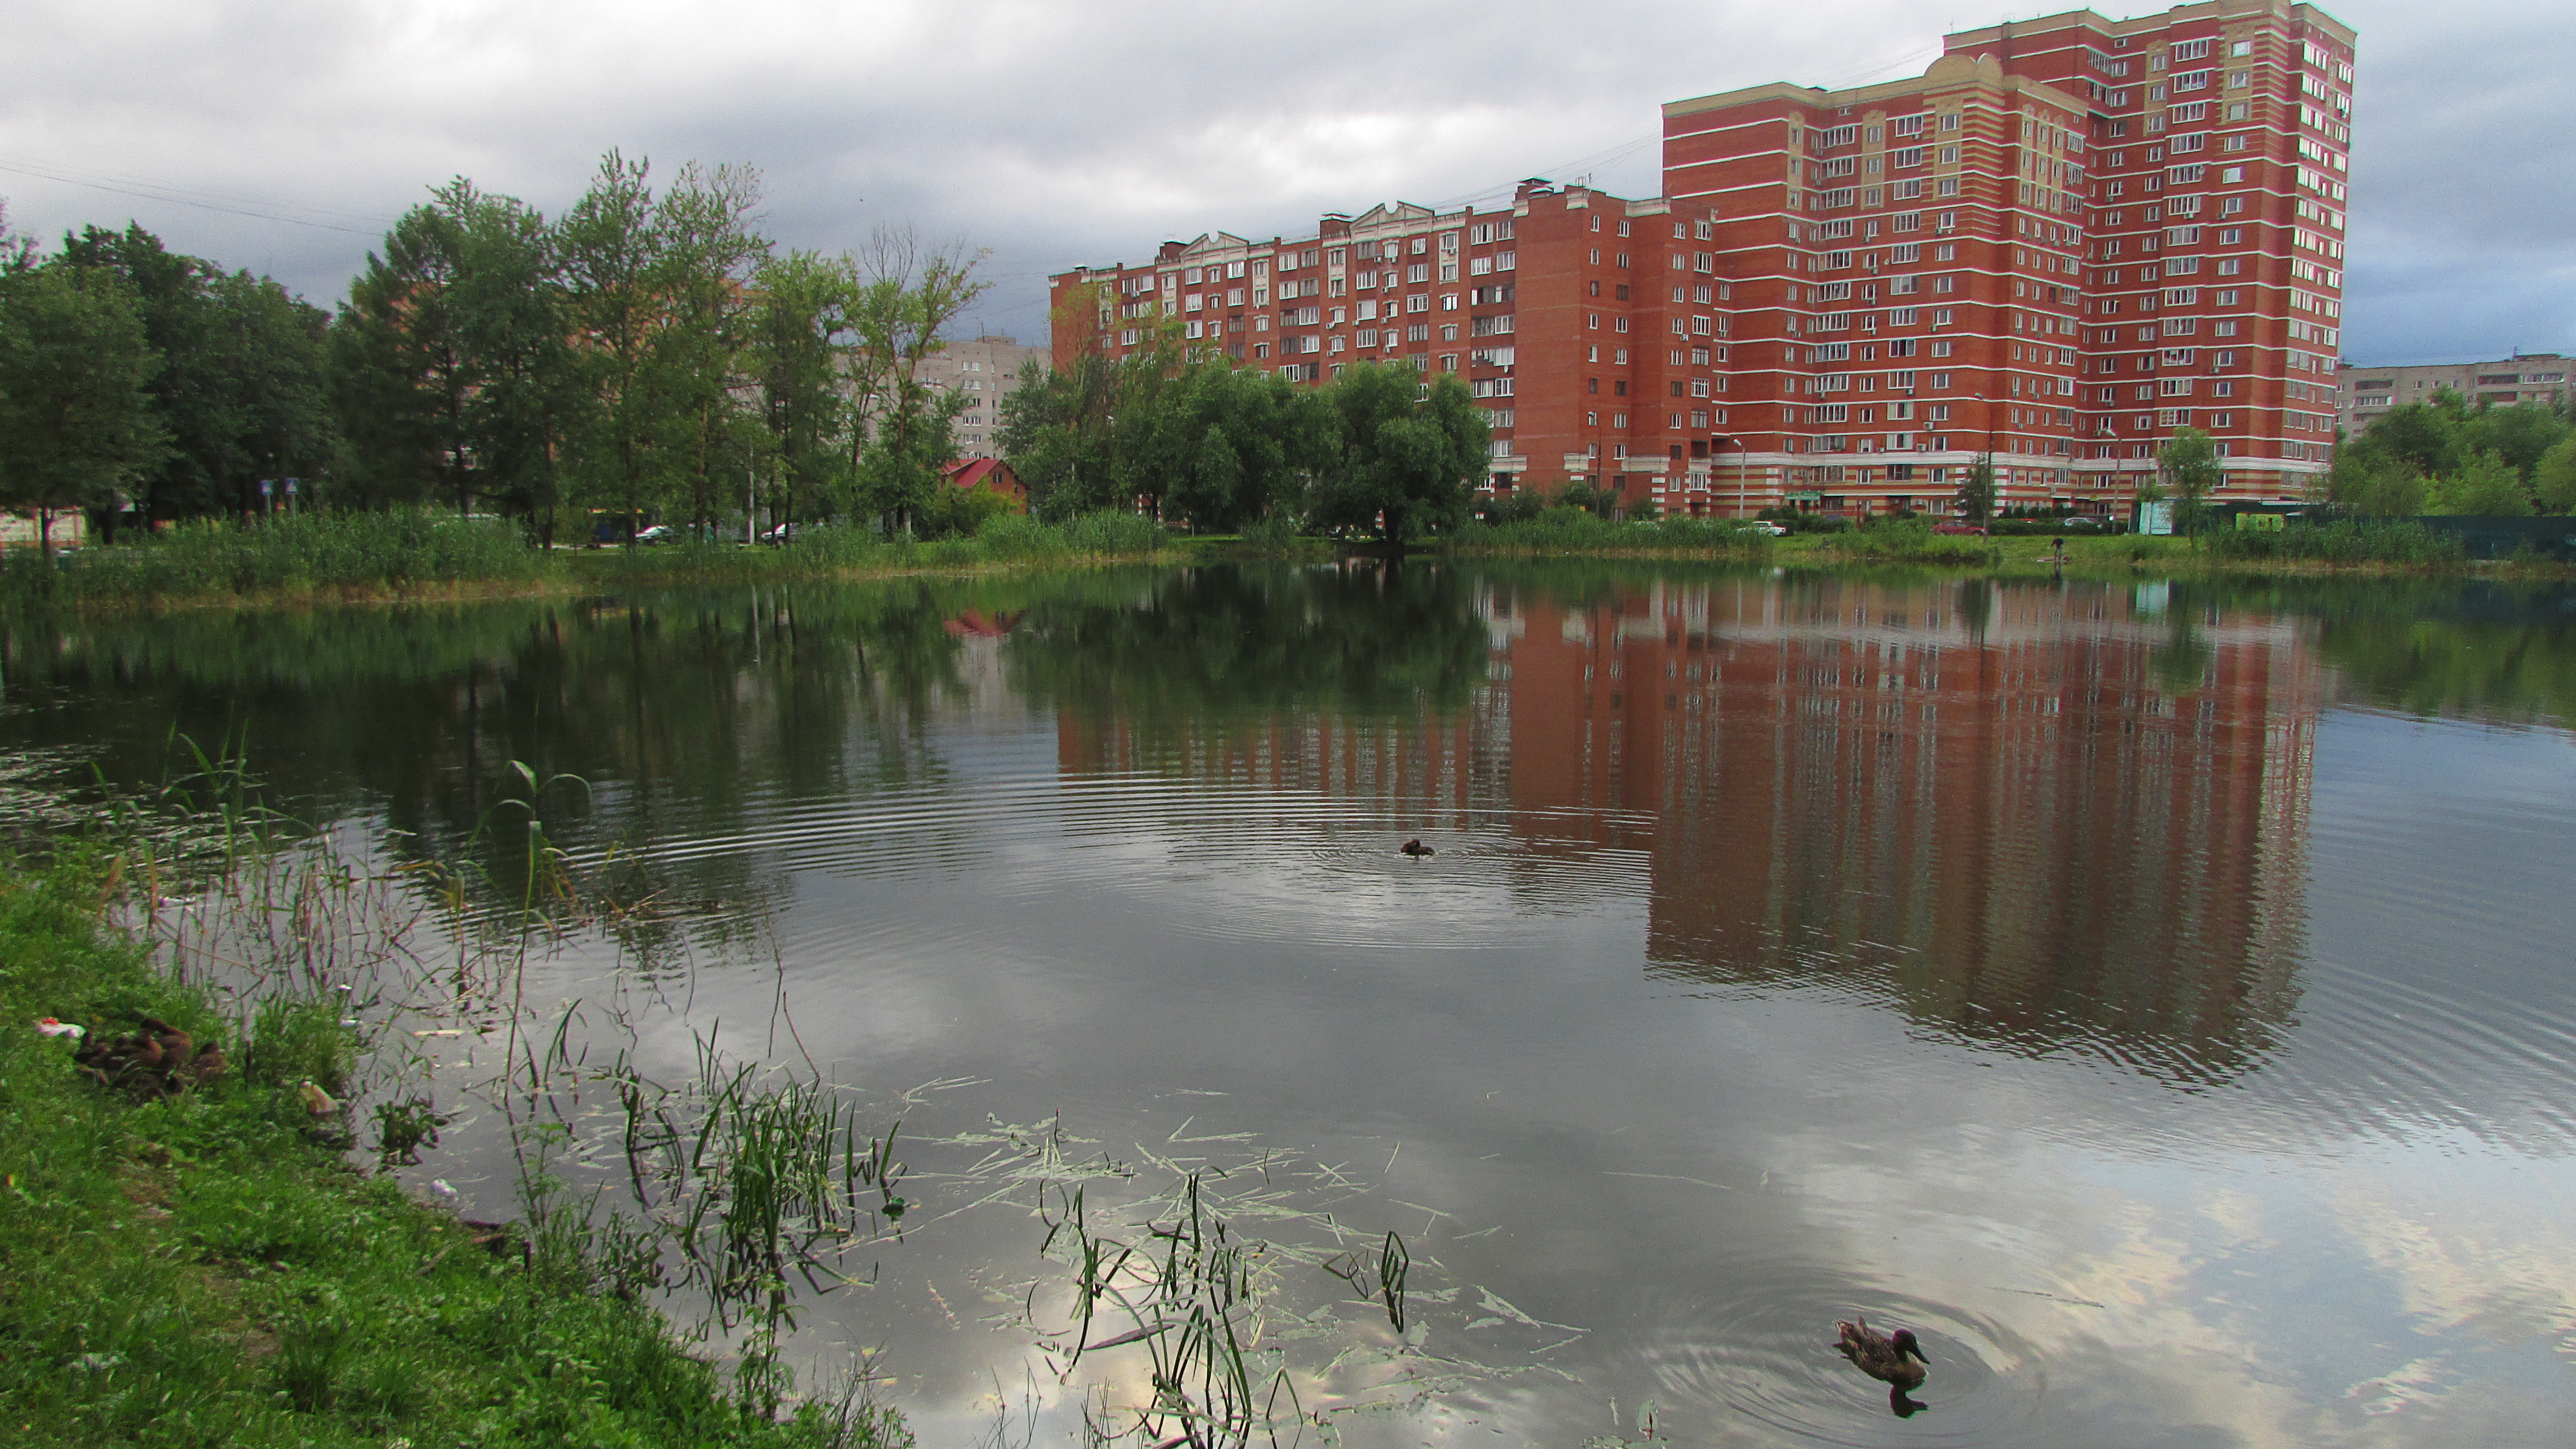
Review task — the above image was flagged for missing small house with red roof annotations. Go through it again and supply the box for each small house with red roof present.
[945,457,1026,509]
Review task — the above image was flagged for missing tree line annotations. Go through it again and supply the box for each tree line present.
[995,293,1490,542]
[0,154,998,551]
[2324,390,2576,517]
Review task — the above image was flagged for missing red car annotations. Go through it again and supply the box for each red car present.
[1931,520,1988,537]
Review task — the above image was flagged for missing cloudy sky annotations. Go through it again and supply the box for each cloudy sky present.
[3,0,2566,367]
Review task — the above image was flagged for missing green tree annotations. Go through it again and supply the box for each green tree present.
[844,228,989,534]
[655,162,768,534]
[2427,449,2531,516]
[0,203,34,272]
[445,183,575,541]
[997,353,1122,520]
[2327,449,2428,516]
[1955,452,1997,526]
[65,223,331,527]
[557,152,676,535]
[2458,402,2571,481]
[1306,363,1488,544]
[747,249,859,535]
[2157,425,2223,537]
[2534,434,2576,514]
[0,260,167,553]
[332,200,472,511]
[2360,396,2464,481]
[1136,363,1325,532]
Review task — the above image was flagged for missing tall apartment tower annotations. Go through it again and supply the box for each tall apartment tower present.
[1052,185,1734,509]
[1662,0,2354,515]
[1948,2,2354,503]
[1662,54,2095,517]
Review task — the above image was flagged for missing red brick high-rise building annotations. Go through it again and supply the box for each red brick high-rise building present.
[1049,0,2354,519]
[1949,0,2355,503]
[1661,53,2094,517]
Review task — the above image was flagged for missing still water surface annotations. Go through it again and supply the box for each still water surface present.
[7,564,2575,1446]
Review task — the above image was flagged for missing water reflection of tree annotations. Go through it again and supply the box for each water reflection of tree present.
[1003,562,1491,747]
[3,583,1002,924]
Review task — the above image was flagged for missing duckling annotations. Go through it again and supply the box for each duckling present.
[1833,1317,1929,1393]
[140,1017,192,1062]
[1399,838,1434,858]
[179,1041,226,1086]
[299,1080,344,1118]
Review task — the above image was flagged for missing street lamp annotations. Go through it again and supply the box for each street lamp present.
[1711,433,1744,519]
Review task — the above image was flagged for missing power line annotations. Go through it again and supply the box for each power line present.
[0,156,396,236]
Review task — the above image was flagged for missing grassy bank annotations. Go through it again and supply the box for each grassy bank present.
[0,509,1177,613]
[10,510,2558,618]
[1441,509,1777,557]
[0,849,907,1449]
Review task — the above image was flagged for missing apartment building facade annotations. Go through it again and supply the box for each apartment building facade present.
[1050,0,2354,518]
[1050,186,1742,510]
[2338,353,2571,437]
[915,334,1041,458]
[1662,51,2094,517]
[1948,0,2355,504]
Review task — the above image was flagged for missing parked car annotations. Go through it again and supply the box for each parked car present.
[1753,521,1789,537]
[2061,515,2101,530]
[633,524,678,546]
[1931,520,1988,537]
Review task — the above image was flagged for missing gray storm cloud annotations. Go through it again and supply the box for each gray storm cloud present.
[2,0,2565,361]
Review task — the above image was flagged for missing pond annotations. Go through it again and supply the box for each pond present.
[6,562,2575,1446]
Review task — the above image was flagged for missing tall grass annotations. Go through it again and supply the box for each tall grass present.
[1,510,540,608]
[586,512,1167,583]
[2203,519,2469,567]
[2,753,907,1446]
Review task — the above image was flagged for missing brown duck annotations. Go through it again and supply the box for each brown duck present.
[72,1017,222,1098]
[1399,838,1434,858]
[1834,1316,1929,1398]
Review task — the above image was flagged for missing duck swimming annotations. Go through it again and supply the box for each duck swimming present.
[1399,839,1434,858]
[1833,1317,1929,1392]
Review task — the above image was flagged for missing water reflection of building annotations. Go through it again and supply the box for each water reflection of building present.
[1490,575,2316,1078]
[1046,575,2317,1079]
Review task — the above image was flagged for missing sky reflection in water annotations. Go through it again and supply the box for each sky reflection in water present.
[5,565,2573,1447]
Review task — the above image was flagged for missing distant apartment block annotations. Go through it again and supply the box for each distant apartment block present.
[2338,353,2570,437]
[917,335,1041,457]
[1050,0,2356,518]
[1052,184,1726,508]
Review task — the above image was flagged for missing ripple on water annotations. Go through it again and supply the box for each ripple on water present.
[1623,1271,2043,1446]
[574,771,1656,961]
